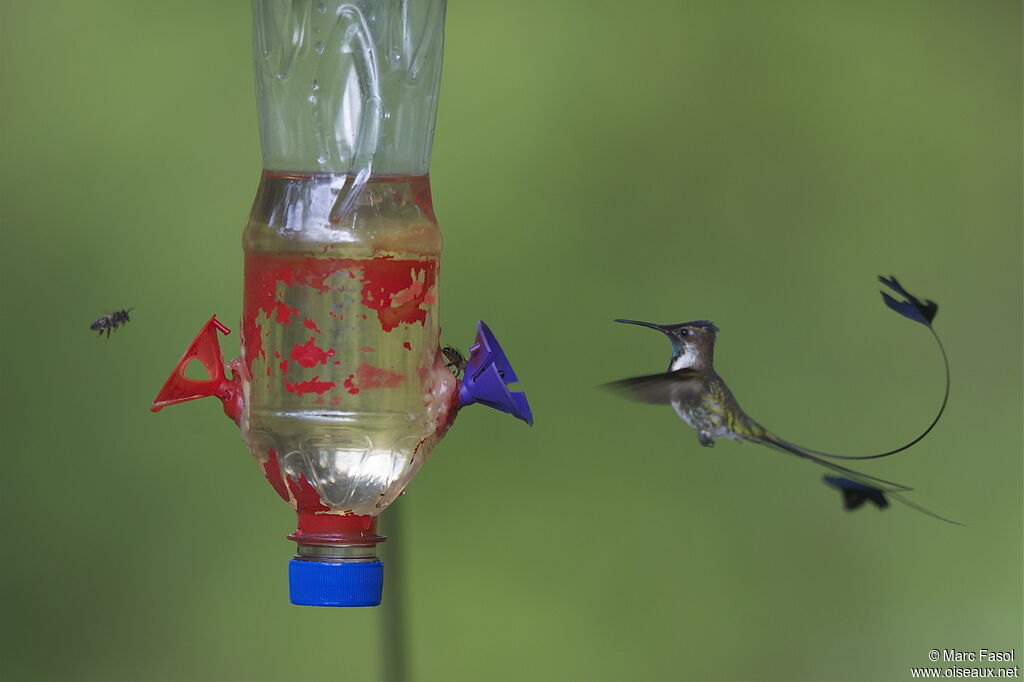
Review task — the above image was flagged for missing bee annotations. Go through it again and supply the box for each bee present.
[441,345,467,377]
[91,309,132,338]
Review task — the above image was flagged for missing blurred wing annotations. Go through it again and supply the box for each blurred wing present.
[603,369,703,405]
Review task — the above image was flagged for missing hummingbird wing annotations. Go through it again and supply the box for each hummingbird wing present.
[602,369,703,405]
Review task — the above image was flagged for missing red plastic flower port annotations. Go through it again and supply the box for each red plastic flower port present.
[152,315,243,424]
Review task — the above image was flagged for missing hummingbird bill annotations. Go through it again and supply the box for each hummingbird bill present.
[605,276,956,523]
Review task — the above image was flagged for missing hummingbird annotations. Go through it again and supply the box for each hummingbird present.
[605,276,956,523]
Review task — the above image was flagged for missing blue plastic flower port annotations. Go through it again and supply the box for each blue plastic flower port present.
[458,321,533,425]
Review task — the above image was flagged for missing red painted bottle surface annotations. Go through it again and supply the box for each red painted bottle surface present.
[241,171,456,517]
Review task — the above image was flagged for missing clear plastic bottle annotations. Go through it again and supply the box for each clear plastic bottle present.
[152,0,526,608]
[242,0,450,601]
[241,172,454,518]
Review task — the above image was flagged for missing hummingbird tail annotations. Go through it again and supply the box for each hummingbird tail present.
[778,278,950,462]
[759,433,913,493]
[823,475,961,525]
[770,435,961,524]
[889,492,962,525]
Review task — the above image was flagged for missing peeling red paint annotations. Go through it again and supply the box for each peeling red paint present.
[287,473,329,513]
[245,254,351,334]
[274,301,299,324]
[355,361,404,389]
[340,362,405,393]
[243,253,437,402]
[285,376,335,395]
[291,510,379,543]
[390,281,423,307]
[291,337,335,368]
[262,449,290,502]
[241,316,263,379]
[358,257,438,332]
[244,254,341,377]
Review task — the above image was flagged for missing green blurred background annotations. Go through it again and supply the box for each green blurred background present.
[1,1,1020,681]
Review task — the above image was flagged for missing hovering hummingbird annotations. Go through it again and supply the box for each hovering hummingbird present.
[605,276,956,523]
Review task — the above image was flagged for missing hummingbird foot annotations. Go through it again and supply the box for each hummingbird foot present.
[698,432,715,447]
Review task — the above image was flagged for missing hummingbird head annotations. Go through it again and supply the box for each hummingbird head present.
[615,319,719,371]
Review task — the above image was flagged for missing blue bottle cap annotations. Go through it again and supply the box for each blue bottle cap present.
[288,559,383,607]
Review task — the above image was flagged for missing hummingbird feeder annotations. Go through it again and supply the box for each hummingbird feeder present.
[152,0,531,607]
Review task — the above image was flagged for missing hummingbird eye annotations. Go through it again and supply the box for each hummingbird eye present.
[679,329,691,337]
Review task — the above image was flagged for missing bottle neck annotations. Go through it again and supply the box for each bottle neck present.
[252,0,446,176]
[289,512,386,552]
[292,543,381,562]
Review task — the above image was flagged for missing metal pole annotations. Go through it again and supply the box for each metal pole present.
[381,501,407,682]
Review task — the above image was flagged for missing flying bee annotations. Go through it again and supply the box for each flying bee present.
[441,345,467,377]
[91,309,132,338]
